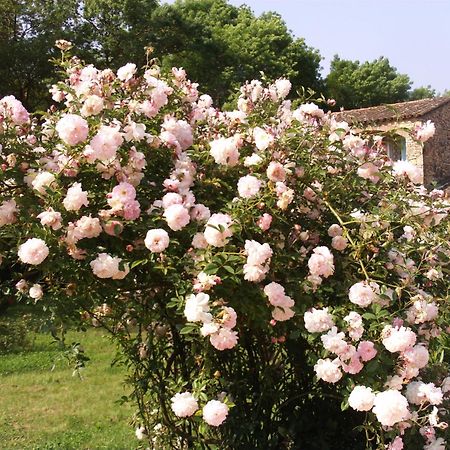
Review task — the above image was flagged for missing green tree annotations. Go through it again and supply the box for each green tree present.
[149,0,323,104]
[1,0,322,108]
[0,0,159,109]
[408,85,436,100]
[326,55,411,109]
[0,0,79,109]
[78,0,158,67]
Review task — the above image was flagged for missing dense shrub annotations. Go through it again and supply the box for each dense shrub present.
[0,312,30,354]
[0,42,448,449]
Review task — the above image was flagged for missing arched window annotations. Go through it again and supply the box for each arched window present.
[384,135,407,161]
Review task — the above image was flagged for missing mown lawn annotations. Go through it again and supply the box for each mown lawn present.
[0,328,135,449]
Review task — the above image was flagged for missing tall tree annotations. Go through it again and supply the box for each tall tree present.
[408,85,436,100]
[148,0,323,104]
[0,0,159,109]
[0,0,79,109]
[78,0,158,67]
[326,56,411,109]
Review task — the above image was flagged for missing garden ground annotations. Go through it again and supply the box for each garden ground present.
[0,327,134,449]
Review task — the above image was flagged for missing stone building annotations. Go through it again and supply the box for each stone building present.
[334,97,450,187]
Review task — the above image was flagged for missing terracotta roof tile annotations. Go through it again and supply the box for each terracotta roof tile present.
[333,97,450,124]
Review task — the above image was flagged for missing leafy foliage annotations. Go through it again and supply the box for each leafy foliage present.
[408,85,436,101]
[0,46,449,450]
[326,56,412,109]
[151,0,323,105]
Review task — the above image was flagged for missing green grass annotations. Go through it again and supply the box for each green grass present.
[0,329,135,449]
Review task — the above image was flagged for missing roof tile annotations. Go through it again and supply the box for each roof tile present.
[333,97,450,124]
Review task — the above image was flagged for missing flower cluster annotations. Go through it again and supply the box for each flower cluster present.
[1,47,449,449]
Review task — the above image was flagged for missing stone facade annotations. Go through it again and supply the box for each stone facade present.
[334,97,450,187]
[420,103,450,186]
[364,120,424,182]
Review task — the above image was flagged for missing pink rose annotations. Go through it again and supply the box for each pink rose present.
[387,437,404,450]
[108,182,136,210]
[327,224,342,237]
[357,341,377,362]
[304,307,334,333]
[164,204,190,231]
[192,232,208,249]
[403,344,429,369]
[357,162,380,183]
[29,284,43,300]
[245,240,272,266]
[190,204,211,223]
[393,160,422,184]
[372,390,410,427]
[266,162,286,182]
[56,114,89,146]
[18,238,49,265]
[308,246,334,278]
[81,95,104,117]
[31,171,57,195]
[221,307,237,329]
[342,354,364,374]
[314,358,342,383]
[415,120,435,142]
[382,325,417,353]
[331,235,348,251]
[161,118,193,151]
[63,182,89,211]
[161,193,183,209]
[321,327,347,355]
[86,125,123,162]
[210,327,238,350]
[145,229,170,253]
[253,127,273,151]
[348,386,375,411]
[275,78,291,98]
[90,253,122,278]
[348,281,379,307]
[0,95,29,124]
[209,137,240,166]
[0,200,18,226]
[117,63,136,81]
[37,208,62,230]
[257,213,272,231]
[73,216,102,240]
[204,213,233,247]
[202,400,229,426]
[170,392,199,417]
[103,221,123,236]
[237,175,261,198]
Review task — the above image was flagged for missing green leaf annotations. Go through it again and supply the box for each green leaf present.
[340,399,349,411]
[223,265,235,274]
[130,259,148,269]
[204,263,219,274]
[362,313,376,320]
[180,325,197,335]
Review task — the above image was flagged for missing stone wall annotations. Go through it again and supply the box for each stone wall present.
[360,101,450,186]
[421,103,450,187]
[364,121,424,184]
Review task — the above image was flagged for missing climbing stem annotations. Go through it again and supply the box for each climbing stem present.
[322,198,370,281]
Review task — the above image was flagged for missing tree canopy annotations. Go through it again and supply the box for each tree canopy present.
[0,0,79,109]
[326,56,412,110]
[0,0,439,111]
[408,85,436,101]
[150,0,323,104]
[0,0,323,108]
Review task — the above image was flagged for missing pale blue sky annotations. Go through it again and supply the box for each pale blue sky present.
[164,0,450,93]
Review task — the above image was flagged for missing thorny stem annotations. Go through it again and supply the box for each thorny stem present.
[322,197,371,281]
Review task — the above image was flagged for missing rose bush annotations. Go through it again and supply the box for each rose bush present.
[0,43,449,449]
